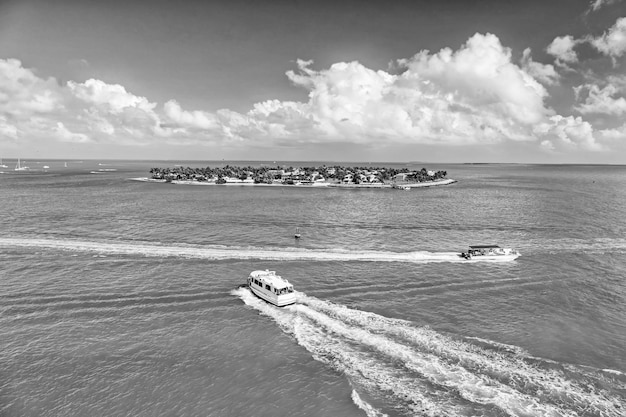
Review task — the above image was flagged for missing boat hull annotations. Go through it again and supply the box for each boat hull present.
[249,285,296,307]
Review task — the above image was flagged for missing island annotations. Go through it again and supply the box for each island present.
[135,164,456,188]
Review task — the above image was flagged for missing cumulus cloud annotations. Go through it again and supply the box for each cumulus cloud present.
[68,79,169,144]
[53,122,91,143]
[0,31,610,159]
[0,60,170,146]
[574,82,626,115]
[596,123,626,150]
[548,17,626,66]
[0,116,18,139]
[68,79,156,114]
[274,33,553,146]
[587,0,622,13]
[546,35,580,65]
[534,115,601,151]
[520,48,559,85]
[0,58,63,118]
[163,100,217,130]
[589,17,626,60]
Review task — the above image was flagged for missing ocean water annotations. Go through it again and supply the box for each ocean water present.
[0,160,625,416]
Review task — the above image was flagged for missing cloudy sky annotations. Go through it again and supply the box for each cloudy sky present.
[1,0,625,163]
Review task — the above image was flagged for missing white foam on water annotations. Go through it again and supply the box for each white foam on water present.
[232,288,463,416]
[294,302,571,416]
[0,237,508,264]
[233,289,625,417]
[520,237,626,253]
[302,296,624,416]
[350,390,388,417]
[464,336,528,355]
[601,369,624,376]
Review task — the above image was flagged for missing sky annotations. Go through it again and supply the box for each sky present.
[1,0,625,163]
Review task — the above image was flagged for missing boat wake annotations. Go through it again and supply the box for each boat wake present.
[518,237,626,253]
[0,237,510,264]
[232,288,625,417]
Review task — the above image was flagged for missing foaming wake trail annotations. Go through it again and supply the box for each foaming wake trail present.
[0,237,508,264]
[350,390,388,417]
[520,237,626,253]
[232,288,462,416]
[232,288,625,417]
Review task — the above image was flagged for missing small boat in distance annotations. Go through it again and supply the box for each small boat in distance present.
[460,245,520,261]
[247,270,296,307]
[14,158,29,171]
[0,158,7,168]
[294,227,301,239]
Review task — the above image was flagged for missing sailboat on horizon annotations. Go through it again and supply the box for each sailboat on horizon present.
[0,158,7,168]
[14,158,29,171]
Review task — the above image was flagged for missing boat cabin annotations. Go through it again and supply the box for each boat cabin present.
[468,245,506,256]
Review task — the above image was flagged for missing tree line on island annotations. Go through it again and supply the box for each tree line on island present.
[149,165,448,185]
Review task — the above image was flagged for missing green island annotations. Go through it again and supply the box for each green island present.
[144,165,455,188]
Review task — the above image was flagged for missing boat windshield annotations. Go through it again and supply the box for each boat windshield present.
[277,287,293,295]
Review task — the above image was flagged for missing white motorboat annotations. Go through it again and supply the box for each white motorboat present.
[460,245,520,261]
[247,270,296,307]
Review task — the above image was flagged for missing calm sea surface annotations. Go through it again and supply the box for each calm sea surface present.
[1,160,625,416]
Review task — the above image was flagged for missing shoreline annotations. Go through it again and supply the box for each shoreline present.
[129,178,457,188]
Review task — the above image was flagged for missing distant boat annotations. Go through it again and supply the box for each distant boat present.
[459,245,520,261]
[294,227,301,239]
[14,158,29,171]
[0,158,7,168]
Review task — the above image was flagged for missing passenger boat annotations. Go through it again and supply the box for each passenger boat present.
[459,245,520,260]
[247,270,296,307]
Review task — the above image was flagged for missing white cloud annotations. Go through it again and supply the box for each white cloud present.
[533,115,601,151]
[549,17,626,65]
[285,59,399,141]
[587,0,622,12]
[0,117,18,139]
[0,31,614,160]
[574,82,626,115]
[274,33,552,145]
[597,123,626,148]
[520,48,559,85]
[163,100,218,130]
[68,79,156,114]
[0,58,63,118]
[53,122,91,143]
[546,35,580,65]
[589,17,626,59]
